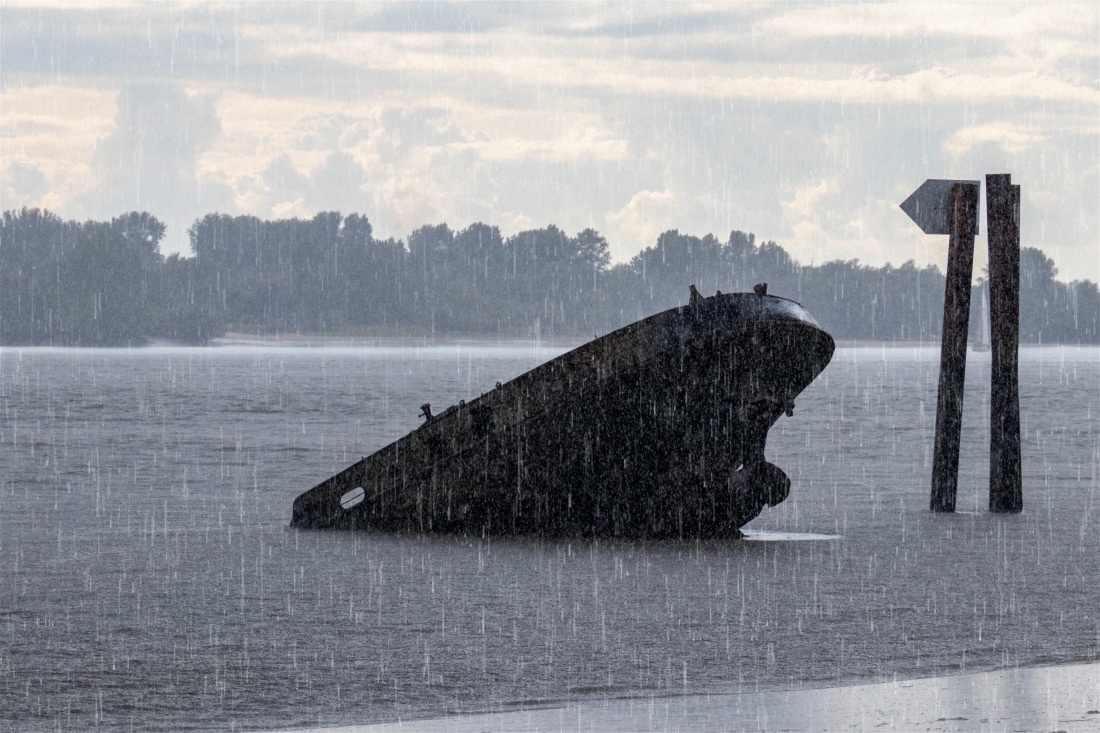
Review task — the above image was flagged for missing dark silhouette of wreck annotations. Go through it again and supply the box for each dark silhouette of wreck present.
[291,286,834,538]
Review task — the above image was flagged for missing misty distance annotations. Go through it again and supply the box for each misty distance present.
[2,207,1097,347]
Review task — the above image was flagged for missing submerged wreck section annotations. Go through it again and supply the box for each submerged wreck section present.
[291,289,835,539]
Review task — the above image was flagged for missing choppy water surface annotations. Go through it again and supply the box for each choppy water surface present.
[1,343,1097,732]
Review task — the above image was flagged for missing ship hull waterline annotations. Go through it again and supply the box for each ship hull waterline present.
[291,292,835,539]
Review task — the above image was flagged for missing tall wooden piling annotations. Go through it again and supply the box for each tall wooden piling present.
[986,173,1022,513]
[930,182,979,512]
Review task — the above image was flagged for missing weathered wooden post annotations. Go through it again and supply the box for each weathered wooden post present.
[986,173,1022,513]
[900,179,980,512]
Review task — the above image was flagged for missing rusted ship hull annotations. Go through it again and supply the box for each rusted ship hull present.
[291,291,834,538]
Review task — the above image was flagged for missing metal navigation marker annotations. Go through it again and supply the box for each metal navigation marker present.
[900,179,980,235]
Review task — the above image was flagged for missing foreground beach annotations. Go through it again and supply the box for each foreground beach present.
[287,662,1100,733]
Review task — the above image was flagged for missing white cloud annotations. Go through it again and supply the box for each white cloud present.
[249,21,1096,108]
[781,179,837,222]
[944,124,1048,159]
[606,190,679,260]
[73,82,229,252]
[755,1,1097,46]
[0,85,115,211]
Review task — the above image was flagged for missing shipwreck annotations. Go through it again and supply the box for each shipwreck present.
[291,285,834,538]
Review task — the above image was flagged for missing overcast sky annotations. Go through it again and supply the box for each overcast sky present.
[2,1,1097,281]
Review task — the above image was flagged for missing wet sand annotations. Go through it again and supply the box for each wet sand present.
[286,662,1100,732]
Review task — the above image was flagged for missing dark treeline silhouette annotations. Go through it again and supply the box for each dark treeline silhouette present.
[1,209,221,345]
[3,207,1097,345]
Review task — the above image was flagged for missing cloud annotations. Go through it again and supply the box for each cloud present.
[1,160,48,204]
[247,7,1095,109]
[354,2,521,34]
[77,82,227,250]
[606,190,679,260]
[0,85,115,210]
[779,178,863,266]
[943,124,1048,159]
[781,179,838,222]
[755,1,1096,46]
[234,145,371,221]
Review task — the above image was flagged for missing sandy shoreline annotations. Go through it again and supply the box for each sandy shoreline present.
[278,661,1100,733]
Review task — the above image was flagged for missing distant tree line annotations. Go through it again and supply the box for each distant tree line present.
[0,209,221,346]
[2,207,1097,346]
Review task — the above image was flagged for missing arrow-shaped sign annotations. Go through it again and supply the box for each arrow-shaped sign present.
[900,179,980,235]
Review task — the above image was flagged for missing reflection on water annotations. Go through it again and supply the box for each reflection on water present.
[741,530,842,541]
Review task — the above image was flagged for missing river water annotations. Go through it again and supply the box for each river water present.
[1,342,1097,732]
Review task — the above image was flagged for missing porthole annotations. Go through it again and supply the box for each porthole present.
[340,486,366,510]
